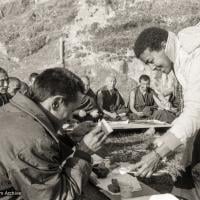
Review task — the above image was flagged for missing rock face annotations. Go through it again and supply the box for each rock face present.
[0,0,199,101]
[34,0,51,4]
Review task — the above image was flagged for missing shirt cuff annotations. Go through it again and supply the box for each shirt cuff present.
[155,143,171,158]
[76,140,93,155]
[158,131,182,152]
[74,150,92,164]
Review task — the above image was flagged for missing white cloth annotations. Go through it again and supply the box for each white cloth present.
[131,193,178,200]
[165,25,200,145]
[149,194,178,200]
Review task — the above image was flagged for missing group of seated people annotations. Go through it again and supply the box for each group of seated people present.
[0,65,181,137]
[0,66,179,127]
[73,74,179,125]
[0,67,38,106]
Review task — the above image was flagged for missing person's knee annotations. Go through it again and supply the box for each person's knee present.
[142,107,153,117]
[152,110,164,120]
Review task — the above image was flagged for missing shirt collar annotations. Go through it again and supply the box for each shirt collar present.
[165,31,178,63]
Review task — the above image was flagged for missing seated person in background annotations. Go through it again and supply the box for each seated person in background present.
[169,80,183,117]
[155,76,182,117]
[28,72,38,87]
[97,75,127,120]
[19,81,32,98]
[0,67,9,106]
[73,76,99,122]
[128,74,176,123]
[28,72,39,97]
[7,77,21,98]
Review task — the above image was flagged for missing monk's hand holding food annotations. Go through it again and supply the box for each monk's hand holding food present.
[79,109,87,117]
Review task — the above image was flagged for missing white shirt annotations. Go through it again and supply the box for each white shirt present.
[166,25,200,144]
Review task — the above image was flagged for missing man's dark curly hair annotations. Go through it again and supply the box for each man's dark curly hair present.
[32,68,84,105]
[134,27,168,58]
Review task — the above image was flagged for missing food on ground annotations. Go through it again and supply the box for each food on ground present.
[107,178,120,193]
[92,162,110,178]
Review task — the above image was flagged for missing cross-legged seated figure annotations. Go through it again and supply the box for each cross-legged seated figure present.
[28,72,38,88]
[73,76,99,122]
[128,74,176,123]
[97,75,127,120]
[7,77,21,98]
[28,72,39,97]
[0,67,10,106]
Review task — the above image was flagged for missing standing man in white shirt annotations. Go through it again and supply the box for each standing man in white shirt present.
[130,24,200,200]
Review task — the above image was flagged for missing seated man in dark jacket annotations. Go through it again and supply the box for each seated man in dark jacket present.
[0,68,107,199]
[0,67,10,106]
[73,76,99,122]
[97,75,127,120]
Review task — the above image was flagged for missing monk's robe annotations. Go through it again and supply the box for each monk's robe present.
[134,86,157,114]
[129,86,176,123]
[73,88,99,122]
[0,93,10,107]
[85,88,96,102]
[96,86,127,117]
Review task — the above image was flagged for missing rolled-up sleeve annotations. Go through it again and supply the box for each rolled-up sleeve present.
[164,51,200,149]
[9,136,92,200]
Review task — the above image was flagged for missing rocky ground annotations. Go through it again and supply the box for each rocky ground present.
[0,0,199,101]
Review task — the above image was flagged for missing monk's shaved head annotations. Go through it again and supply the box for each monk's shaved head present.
[105,75,116,90]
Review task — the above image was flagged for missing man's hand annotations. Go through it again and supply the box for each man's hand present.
[79,125,107,154]
[90,109,99,118]
[129,151,161,178]
[136,112,145,117]
[108,112,118,119]
[169,107,178,113]
[79,110,87,118]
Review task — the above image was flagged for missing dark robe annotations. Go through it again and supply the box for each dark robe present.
[73,88,99,122]
[77,89,97,113]
[86,88,96,100]
[133,86,157,112]
[129,86,176,123]
[0,93,10,107]
[128,86,157,119]
[96,86,127,115]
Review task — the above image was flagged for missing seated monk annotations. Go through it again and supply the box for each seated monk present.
[97,75,127,120]
[28,72,38,88]
[7,77,21,98]
[73,76,99,122]
[128,74,176,123]
[0,67,10,106]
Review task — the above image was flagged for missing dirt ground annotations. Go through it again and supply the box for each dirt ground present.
[101,130,175,193]
[69,124,182,196]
